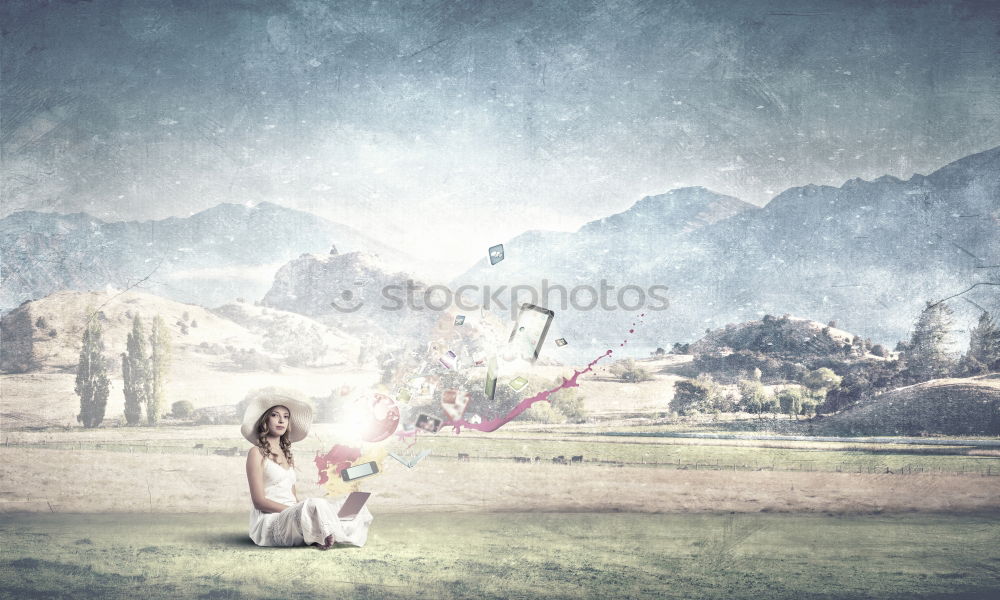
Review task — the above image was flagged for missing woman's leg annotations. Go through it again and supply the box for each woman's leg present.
[266,503,306,546]
[300,497,374,548]
[298,497,343,547]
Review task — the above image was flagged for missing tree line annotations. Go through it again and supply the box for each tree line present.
[666,301,1000,417]
[75,311,171,428]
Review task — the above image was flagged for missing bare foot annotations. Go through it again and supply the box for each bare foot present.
[317,534,335,550]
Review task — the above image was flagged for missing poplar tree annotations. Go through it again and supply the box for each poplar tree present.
[147,315,172,425]
[122,315,150,425]
[75,315,110,428]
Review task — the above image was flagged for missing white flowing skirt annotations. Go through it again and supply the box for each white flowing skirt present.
[249,497,374,547]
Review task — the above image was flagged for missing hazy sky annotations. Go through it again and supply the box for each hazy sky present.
[3,0,999,276]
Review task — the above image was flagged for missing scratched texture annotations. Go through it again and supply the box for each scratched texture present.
[1,0,998,353]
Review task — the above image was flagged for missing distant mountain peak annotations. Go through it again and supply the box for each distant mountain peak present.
[873,175,902,184]
[578,186,755,235]
[927,145,1000,184]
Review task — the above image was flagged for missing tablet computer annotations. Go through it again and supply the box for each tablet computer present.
[337,491,371,521]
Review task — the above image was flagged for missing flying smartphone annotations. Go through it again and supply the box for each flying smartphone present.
[340,461,379,482]
[506,303,555,362]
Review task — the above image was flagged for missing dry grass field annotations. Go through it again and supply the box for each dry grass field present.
[2,436,998,514]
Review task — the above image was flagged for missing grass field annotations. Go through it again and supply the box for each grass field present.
[1,512,999,600]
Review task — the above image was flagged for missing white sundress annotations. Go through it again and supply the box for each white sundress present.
[248,458,374,547]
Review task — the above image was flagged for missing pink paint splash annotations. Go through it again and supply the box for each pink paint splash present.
[442,349,613,433]
[314,315,647,479]
[314,444,362,485]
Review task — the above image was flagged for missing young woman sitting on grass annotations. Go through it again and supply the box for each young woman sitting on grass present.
[243,390,373,549]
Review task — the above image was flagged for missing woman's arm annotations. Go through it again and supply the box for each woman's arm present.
[246,446,292,513]
[292,484,299,503]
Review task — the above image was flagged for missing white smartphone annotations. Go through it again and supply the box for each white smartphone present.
[506,303,555,363]
[340,461,379,482]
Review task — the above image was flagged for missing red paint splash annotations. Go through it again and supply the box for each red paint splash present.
[442,350,613,433]
[314,444,362,485]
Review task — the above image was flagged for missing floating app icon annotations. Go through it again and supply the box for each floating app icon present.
[508,376,529,391]
[415,413,443,433]
[441,388,471,421]
[439,350,458,370]
[555,338,568,347]
[488,244,505,265]
[396,388,411,404]
[454,315,465,326]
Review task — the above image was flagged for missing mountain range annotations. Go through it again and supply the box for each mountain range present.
[0,201,411,310]
[451,147,999,356]
[3,147,998,359]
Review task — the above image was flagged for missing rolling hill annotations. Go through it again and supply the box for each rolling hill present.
[0,290,366,426]
[821,374,1000,436]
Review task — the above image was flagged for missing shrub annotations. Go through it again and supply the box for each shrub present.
[522,401,562,423]
[550,387,587,423]
[171,400,194,419]
[738,379,766,414]
[712,389,739,412]
[609,358,653,383]
[776,386,806,419]
[230,348,281,372]
[672,375,718,415]
[803,367,842,393]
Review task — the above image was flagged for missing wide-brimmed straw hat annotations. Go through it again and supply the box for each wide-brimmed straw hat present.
[240,388,314,444]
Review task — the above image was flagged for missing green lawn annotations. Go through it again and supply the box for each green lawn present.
[2,512,998,599]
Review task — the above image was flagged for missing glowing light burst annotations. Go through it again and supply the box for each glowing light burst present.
[313,316,645,491]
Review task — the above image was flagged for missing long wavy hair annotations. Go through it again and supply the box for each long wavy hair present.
[253,405,295,468]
